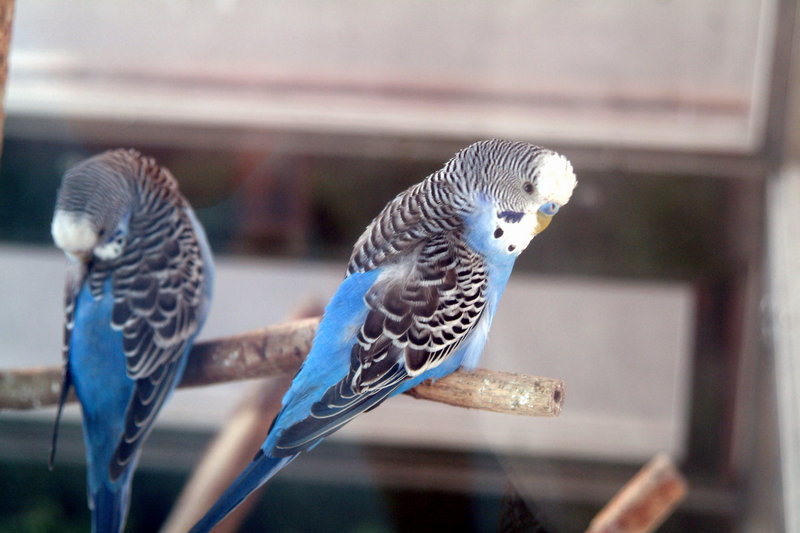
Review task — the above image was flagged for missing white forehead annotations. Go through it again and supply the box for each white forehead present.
[535,152,577,206]
[52,210,97,254]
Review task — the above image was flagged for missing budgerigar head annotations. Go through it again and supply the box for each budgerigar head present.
[52,150,136,262]
[451,139,577,255]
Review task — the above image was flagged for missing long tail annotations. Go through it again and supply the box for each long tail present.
[189,451,294,533]
[91,484,129,533]
[48,365,72,469]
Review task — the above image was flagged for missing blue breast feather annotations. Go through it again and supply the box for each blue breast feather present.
[69,279,133,490]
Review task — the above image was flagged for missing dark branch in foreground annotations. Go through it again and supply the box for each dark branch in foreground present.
[0,317,564,417]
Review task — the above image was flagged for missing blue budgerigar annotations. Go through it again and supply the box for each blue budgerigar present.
[190,139,576,532]
[50,149,214,533]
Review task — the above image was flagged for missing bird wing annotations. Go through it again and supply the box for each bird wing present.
[273,183,489,455]
[96,201,208,479]
[355,230,489,383]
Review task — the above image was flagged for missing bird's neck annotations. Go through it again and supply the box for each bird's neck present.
[462,195,528,271]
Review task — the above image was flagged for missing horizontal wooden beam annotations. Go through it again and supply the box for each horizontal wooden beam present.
[0,317,564,418]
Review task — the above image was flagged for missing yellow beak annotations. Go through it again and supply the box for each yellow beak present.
[533,212,553,235]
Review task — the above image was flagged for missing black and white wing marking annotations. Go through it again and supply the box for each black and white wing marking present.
[355,231,488,383]
[273,181,488,456]
[99,200,207,480]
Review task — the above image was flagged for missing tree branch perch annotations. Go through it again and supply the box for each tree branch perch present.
[0,317,565,417]
[586,453,687,533]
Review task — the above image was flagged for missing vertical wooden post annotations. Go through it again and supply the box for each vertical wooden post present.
[0,0,13,158]
[768,4,800,532]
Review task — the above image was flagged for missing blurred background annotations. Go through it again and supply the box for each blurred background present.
[0,0,796,531]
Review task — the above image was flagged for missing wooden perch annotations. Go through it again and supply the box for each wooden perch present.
[0,317,565,417]
[586,453,688,533]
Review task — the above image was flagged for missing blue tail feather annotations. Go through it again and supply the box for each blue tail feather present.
[189,451,293,533]
[91,484,128,533]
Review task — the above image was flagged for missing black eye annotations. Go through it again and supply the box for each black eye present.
[523,182,534,194]
[97,228,106,238]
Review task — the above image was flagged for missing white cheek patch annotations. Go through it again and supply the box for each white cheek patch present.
[94,237,125,261]
[491,215,538,256]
